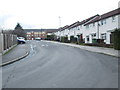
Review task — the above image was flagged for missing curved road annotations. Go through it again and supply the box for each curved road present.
[2,40,118,88]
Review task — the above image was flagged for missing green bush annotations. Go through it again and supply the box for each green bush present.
[113,28,120,50]
[46,34,55,40]
[92,38,97,44]
[61,36,69,43]
[70,36,77,43]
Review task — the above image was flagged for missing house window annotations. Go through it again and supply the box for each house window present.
[101,33,106,40]
[104,19,106,24]
[86,25,89,29]
[112,16,116,22]
[89,24,92,27]
[100,19,106,25]
[91,33,96,39]
[93,23,95,27]
[86,36,89,41]
[101,20,104,25]
[80,25,82,29]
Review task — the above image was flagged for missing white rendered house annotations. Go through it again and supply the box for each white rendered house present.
[84,8,120,44]
[54,8,120,44]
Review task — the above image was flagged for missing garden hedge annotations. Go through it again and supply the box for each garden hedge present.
[113,28,120,50]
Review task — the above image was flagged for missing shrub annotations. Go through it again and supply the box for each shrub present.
[61,36,69,43]
[113,28,120,50]
[70,36,77,43]
[46,34,55,40]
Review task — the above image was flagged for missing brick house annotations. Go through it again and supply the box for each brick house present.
[25,29,58,40]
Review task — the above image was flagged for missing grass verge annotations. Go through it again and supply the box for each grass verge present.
[3,45,17,55]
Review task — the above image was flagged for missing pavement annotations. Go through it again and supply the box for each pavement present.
[45,40,120,58]
[1,40,119,66]
[1,43,30,66]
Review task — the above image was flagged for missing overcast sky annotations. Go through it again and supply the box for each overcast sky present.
[0,0,119,29]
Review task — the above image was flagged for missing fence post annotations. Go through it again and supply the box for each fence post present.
[0,33,4,53]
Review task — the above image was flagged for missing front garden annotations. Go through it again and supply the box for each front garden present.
[45,28,120,50]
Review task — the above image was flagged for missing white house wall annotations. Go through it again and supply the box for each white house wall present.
[98,15,118,44]
[83,23,98,43]
[55,13,119,44]
[64,29,69,36]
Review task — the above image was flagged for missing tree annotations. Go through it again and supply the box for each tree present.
[13,23,27,39]
[46,34,55,40]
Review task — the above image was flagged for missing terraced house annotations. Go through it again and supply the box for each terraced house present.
[54,8,120,44]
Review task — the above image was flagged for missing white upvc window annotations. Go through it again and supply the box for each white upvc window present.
[86,25,89,29]
[101,20,104,25]
[86,35,89,41]
[80,25,82,29]
[104,19,106,24]
[100,19,106,25]
[77,26,80,30]
[101,33,106,40]
[91,33,96,39]
[93,23,95,27]
[112,16,116,22]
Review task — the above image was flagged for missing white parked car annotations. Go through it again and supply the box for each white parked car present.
[35,37,41,41]
[17,37,26,44]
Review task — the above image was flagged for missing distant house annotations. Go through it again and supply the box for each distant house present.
[24,29,58,40]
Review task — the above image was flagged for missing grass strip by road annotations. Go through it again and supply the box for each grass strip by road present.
[3,45,17,55]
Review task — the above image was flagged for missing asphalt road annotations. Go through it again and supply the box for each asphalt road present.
[2,40,118,88]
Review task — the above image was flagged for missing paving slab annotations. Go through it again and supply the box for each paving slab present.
[44,40,119,58]
[1,44,30,66]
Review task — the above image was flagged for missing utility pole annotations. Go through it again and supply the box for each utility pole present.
[58,16,62,41]
[58,16,61,28]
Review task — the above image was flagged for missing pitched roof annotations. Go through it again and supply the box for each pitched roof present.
[84,8,120,25]
[68,21,80,29]
[24,29,59,33]
[68,14,99,29]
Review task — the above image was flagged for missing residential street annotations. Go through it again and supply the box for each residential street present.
[2,40,118,88]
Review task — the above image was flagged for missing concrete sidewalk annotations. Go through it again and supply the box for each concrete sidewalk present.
[45,40,120,58]
[1,44,30,66]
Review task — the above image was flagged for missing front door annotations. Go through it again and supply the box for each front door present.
[110,32,114,44]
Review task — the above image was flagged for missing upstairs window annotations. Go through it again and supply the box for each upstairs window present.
[100,19,106,25]
[93,23,95,27]
[80,25,82,29]
[112,16,116,22]
[86,25,89,29]
[101,20,104,25]
[78,27,80,30]
[103,19,106,24]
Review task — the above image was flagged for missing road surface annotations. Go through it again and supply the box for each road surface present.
[2,40,118,88]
